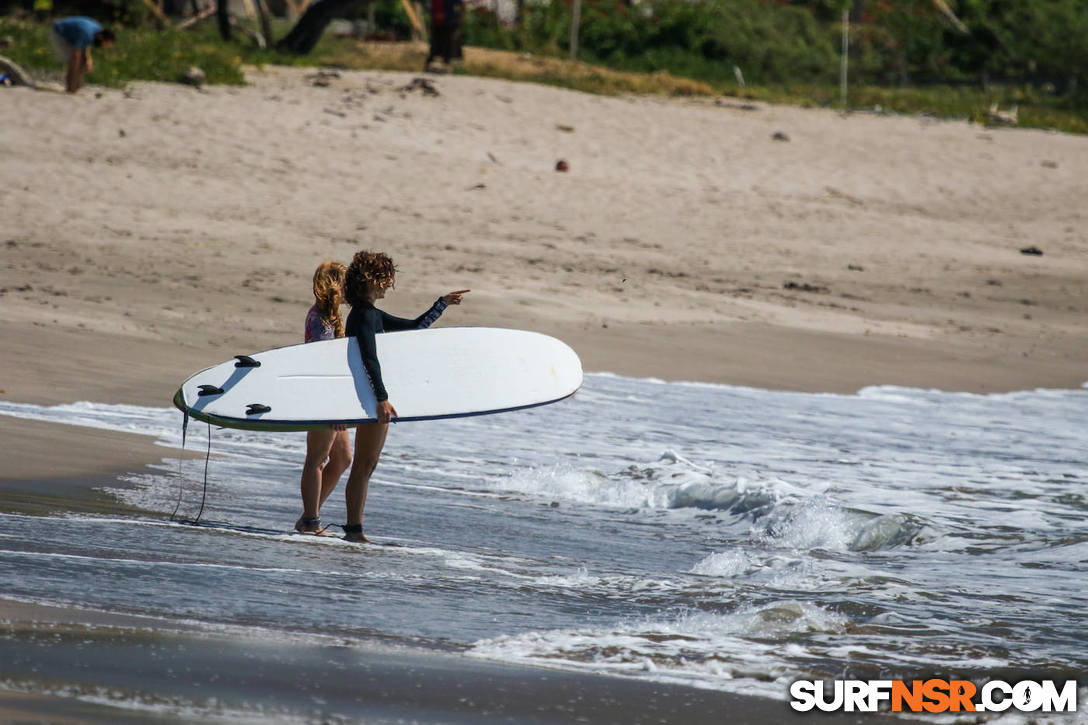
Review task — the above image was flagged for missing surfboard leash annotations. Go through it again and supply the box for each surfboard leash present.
[169,411,189,521]
[192,420,212,524]
[170,412,213,525]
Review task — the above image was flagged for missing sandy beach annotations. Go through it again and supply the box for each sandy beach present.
[2,66,1086,407]
[1,65,1086,722]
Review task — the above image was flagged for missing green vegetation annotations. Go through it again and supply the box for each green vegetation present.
[461,0,1088,89]
[0,16,247,84]
[3,0,1087,134]
[465,0,838,86]
[729,83,1088,135]
[457,0,1088,131]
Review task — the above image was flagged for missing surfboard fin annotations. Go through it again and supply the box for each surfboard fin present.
[246,404,271,416]
[197,385,225,396]
[234,355,261,368]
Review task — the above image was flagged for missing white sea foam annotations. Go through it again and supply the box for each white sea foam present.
[690,550,754,578]
[468,600,849,699]
[0,679,302,725]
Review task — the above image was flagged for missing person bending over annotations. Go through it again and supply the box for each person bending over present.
[51,16,114,93]
[341,250,468,543]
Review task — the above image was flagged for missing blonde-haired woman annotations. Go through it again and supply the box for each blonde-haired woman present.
[296,260,353,536]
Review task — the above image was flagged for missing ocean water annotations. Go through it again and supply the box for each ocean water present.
[0,373,1085,715]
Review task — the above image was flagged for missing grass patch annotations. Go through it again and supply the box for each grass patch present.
[0,17,246,86]
[332,41,713,96]
[2,16,1085,133]
[726,82,1088,135]
[462,46,713,96]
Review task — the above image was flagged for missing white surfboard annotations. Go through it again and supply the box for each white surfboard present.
[173,327,583,431]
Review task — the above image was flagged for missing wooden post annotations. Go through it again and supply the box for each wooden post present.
[176,1,217,29]
[139,0,171,27]
[253,0,274,49]
[400,0,426,41]
[840,8,849,111]
[414,1,428,41]
[216,0,231,40]
[569,0,581,61]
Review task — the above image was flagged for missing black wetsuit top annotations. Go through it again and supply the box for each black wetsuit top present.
[345,298,448,402]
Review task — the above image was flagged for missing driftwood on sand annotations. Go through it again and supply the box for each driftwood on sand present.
[987,103,1019,126]
[0,53,36,89]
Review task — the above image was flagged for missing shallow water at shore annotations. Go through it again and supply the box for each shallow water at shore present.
[0,374,1086,719]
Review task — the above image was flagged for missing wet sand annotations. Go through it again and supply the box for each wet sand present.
[0,598,924,724]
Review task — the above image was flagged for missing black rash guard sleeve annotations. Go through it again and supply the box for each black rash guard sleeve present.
[345,298,448,404]
[379,298,448,332]
[346,306,389,402]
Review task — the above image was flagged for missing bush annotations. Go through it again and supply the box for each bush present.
[461,0,1088,92]
[466,0,839,86]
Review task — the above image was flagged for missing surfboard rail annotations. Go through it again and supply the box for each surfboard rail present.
[172,387,582,431]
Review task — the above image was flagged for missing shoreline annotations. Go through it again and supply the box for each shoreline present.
[0,597,925,725]
[1,318,1084,414]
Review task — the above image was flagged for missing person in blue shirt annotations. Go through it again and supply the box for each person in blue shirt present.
[51,17,115,93]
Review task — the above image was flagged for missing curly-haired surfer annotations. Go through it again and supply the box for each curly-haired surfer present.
[342,251,469,543]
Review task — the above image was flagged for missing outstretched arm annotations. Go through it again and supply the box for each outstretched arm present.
[380,290,470,331]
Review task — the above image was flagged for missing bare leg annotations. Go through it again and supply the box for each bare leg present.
[65,50,82,93]
[299,428,336,529]
[319,428,352,507]
[344,421,389,542]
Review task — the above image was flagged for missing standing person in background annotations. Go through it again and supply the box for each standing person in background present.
[424,0,463,73]
[51,16,114,93]
[341,250,469,542]
[296,261,353,536]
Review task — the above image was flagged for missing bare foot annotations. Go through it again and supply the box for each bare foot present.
[343,528,371,543]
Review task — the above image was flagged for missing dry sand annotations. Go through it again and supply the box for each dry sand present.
[2,64,1082,722]
[2,66,1086,406]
